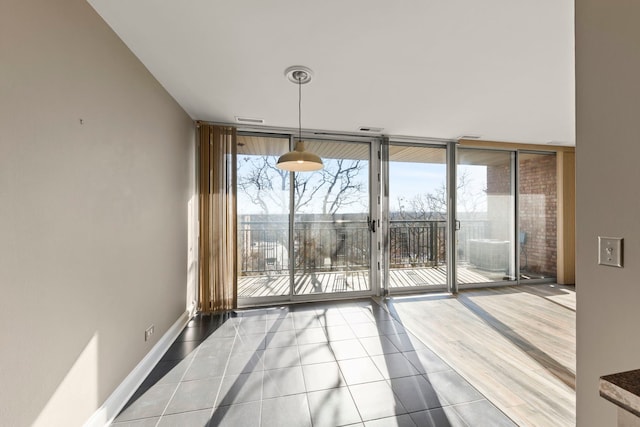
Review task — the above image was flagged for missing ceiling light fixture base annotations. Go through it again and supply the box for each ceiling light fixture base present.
[285,66,313,84]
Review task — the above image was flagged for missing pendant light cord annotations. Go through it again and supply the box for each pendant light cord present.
[277,66,322,171]
[298,75,302,142]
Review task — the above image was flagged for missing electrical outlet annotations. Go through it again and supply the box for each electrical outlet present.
[145,325,155,341]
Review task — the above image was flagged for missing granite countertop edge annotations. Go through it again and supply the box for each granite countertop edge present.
[600,369,640,418]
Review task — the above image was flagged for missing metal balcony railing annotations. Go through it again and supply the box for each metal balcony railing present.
[239,218,489,276]
[389,220,446,268]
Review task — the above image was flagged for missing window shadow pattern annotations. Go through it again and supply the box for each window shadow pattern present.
[111,299,515,427]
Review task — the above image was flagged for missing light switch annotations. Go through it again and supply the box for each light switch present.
[598,237,623,268]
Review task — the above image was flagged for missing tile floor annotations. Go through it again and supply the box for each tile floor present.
[112,299,515,427]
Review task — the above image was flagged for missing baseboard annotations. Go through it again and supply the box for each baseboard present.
[83,310,191,427]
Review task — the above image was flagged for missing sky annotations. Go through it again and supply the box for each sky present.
[389,161,446,211]
[389,162,488,213]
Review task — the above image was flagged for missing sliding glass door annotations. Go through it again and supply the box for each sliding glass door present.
[237,134,376,305]
[293,140,372,296]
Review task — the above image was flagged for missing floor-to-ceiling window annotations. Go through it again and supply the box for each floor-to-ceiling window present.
[456,148,517,287]
[236,132,558,305]
[386,143,448,292]
[237,134,292,301]
[518,152,557,281]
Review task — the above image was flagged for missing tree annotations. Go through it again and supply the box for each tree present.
[295,158,366,215]
[238,155,368,274]
[238,155,367,215]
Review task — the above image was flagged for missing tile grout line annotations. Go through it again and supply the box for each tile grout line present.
[320,306,364,427]
[293,316,313,427]
[341,304,391,425]
[207,319,240,420]
[152,322,214,426]
[166,314,243,425]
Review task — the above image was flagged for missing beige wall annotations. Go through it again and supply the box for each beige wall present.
[0,0,194,426]
[576,1,640,425]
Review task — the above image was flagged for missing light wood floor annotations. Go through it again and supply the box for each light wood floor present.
[382,284,576,427]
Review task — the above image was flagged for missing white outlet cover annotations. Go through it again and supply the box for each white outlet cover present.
[598,236,623,268]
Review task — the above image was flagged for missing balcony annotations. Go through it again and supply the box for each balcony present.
[238,219,502,298]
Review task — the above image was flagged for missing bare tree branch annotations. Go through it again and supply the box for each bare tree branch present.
[238,155,366,216]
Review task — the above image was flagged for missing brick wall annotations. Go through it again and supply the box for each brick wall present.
[518,155,557,277]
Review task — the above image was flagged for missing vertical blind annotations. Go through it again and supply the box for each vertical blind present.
[198,124,237,312]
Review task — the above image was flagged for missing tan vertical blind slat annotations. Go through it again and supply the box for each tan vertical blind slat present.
[198,124,237,312]
[198,125,210,312]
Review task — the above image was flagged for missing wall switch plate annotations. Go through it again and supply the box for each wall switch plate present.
[145,325,155,341]
[598,237,623,268]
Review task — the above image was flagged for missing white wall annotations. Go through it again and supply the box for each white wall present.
[0,0,194,425]
[576,1,640,425]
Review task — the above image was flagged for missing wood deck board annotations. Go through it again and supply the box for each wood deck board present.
[238,266,501,297]
[238,265,549,298]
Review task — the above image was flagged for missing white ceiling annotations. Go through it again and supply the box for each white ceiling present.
[88,0,575,145]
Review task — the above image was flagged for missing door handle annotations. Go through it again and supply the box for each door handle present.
[367,216,377,233]
[455,220,461,231]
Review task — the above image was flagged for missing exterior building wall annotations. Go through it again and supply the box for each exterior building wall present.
[518,155,557,277]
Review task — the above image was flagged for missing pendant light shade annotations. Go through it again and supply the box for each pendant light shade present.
[276,141,323,171]
[277,66,323,172]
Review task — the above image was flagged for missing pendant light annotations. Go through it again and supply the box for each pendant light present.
[276,66,323,172]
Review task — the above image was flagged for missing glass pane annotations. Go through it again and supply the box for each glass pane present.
[293,140,370,295]
[236,135,291,299]
[518,152,557,280]
[457,148,516,285]
[388,145,447,290]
